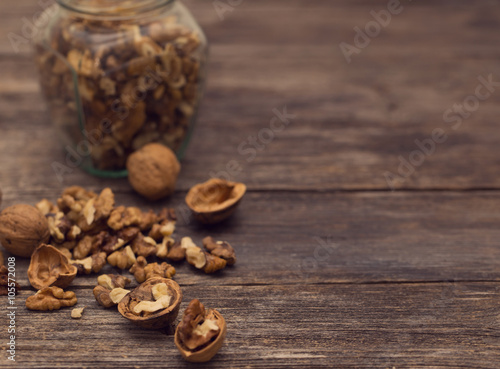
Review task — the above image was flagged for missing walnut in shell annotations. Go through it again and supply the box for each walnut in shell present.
[28,244,77,290]
[118,277,182,329]
[0,204,50,257]
[174,299,227,363]
[126,143,181,201]
[185,179,246,224]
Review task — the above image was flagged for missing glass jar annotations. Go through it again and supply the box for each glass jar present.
[34,0,208,177]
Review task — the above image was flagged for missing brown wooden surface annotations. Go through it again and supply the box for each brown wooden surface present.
[1,0,500,368]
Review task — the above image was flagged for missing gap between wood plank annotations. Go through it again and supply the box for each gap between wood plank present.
[5,188,500,197]
[65,280,500,291]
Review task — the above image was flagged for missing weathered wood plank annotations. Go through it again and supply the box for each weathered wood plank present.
[3,191,500,288]
[1,283,499,368]
[1,1,500,367]
[2,0,500,190]
[2,46,500,192]
[0,0,497,52]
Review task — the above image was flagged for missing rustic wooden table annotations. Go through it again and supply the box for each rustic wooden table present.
[1,0,500,368]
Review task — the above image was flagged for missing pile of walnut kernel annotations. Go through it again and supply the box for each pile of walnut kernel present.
[35,13,205,171]
[0,184,237,362]
[19,186,236,311]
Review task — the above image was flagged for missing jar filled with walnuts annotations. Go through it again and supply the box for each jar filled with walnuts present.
[34,0,208,176]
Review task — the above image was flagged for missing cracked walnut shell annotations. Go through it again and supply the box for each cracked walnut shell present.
[0,204,50,257]
[185,179,246,224]
[127,143,181,201]
[28,244,77,290]
[118,277,182,329]
[175,299,227,363]
[26,287,77,311]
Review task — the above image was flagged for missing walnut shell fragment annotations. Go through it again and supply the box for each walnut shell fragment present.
[118,277,182,329]
[175,299,227,363]
[185,179,246,224]
[0,204,50,257]
[28,244,77,290]
[26,287,77,311]
[127,143,181,201]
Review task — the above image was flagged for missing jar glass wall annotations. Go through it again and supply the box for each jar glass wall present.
[34,0,208,177]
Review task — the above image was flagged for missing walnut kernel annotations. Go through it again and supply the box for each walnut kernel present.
[71,307,85,319]
[97,274,131,290]
[107,246,136,269]
[203,237,236,265]
[26,287,77,311]
[109,288,131,304]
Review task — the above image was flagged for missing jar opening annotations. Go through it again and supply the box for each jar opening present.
[57,0,174,18]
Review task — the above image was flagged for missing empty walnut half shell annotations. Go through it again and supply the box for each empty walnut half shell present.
[174,299,227,363]
[28,244,77,290]
[185,179,246,224]
[118,277,182,329]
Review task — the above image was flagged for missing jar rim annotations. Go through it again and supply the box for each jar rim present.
[57,0,174,18]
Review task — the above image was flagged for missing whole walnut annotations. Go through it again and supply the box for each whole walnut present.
[126,143,181,201]
[0,204,50,257]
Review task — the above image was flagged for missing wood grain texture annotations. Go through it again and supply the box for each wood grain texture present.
[3,191,500,289]
[1,191,500,367]
[1,283,500,368]
[0,0,500,368]
[1,1,500,191]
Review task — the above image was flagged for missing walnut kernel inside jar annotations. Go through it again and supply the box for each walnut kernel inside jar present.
[34,0,208,176]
